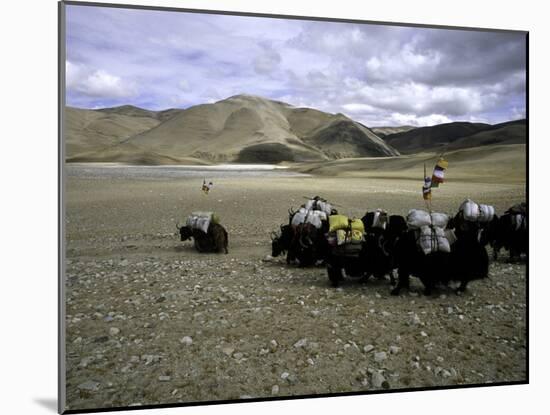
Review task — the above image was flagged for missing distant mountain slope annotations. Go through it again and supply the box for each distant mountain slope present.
[383,119,526,154]
[445,119,526,150]
[66,94,399,164]
[304,119,399,158]
[371,125,416,138]
[64,107,164,156]
[293,144,526,184]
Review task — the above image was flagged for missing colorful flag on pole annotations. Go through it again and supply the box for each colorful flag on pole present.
[201,179,213,194]
[421,158,448,203]
[430,158,448,188]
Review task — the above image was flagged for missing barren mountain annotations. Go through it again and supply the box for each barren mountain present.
[383,119,526,154]
[371,125,416,138]
[65,95,399,164]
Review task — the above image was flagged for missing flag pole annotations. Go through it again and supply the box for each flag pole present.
[423,163,432,212]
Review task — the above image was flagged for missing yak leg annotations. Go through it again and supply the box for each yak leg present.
[390,268,410,296]
[389,270,396,286]
[456,280,469,295]
[493,244,500,261]
[420,276,433,296]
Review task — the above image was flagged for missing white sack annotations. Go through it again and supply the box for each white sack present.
[407,209,432,229]
[460,199,480,221]
[430,212,449,228]
[417,226,451,254]
[478,204,495,222]
[291,208,308,227]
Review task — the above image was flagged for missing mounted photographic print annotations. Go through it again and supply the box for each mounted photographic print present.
[59,1,528,413]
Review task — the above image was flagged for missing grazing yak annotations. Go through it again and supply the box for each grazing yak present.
[271,208,329,266]
[391,212,488,296]
[178,222,229,254]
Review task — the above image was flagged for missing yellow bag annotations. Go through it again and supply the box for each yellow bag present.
[351,229,363,243]
[336,229,347,245]
[329,215,349,232]
[350,218,365,233]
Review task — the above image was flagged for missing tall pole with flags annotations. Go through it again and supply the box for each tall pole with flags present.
[422,163,432,211]
[422,156,448,209]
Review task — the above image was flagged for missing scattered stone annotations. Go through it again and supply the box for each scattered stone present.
[420,331,428,337]
[281,372,289,380]
[293,338,308,348]
[371,371,386,388]
[109,327,120,336]
[94,336,109,343]
[411,314,421,325]
[381,311,391,317]
[389,346,400,354]
[77,381,100,392]
[271,385,280,395]
[222,347,235,356]
[374,351,387,363]
[363,344,375,353]
[233,352,244,360]
[180,336,193,346]
[287,373,298,384]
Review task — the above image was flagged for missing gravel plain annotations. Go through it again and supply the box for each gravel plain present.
[63,168,527,411]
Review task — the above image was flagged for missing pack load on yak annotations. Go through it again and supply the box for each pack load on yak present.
[327,214,365,246]
[362,209,389,231]
[325,214,366,286]
[459,199,495,222]
[506,202,527,231]
[270,196,334,266]
[305,197,333,216]
[406,209,451,255]
[186,211,220,234]
[291,208,327,229]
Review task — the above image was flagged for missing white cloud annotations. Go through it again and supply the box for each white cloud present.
[388,113,453,127]
[66,61,137,99]
[342,103,377,114]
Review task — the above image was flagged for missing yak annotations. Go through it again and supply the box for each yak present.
[271,224,293,262]
[271,208,329,266]
[480,212,527,261]
[360,213,408,285]
[391,213,488,296]
[177,222,228,254]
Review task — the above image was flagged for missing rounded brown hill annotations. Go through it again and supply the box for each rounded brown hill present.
[65,95,400,164]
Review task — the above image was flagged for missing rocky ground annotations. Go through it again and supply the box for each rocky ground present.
[63,170,527,411]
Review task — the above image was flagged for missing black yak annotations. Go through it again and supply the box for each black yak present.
[391,213,488,296]
[271,207,329,266]
[360,214,408,285]
[480,209,527,261]
[178,222,228,254]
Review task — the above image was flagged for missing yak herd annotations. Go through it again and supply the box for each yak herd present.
[176,197,527,296]
[270,197,527,295]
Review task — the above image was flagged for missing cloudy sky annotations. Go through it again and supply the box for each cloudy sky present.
[65,4,526,127]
